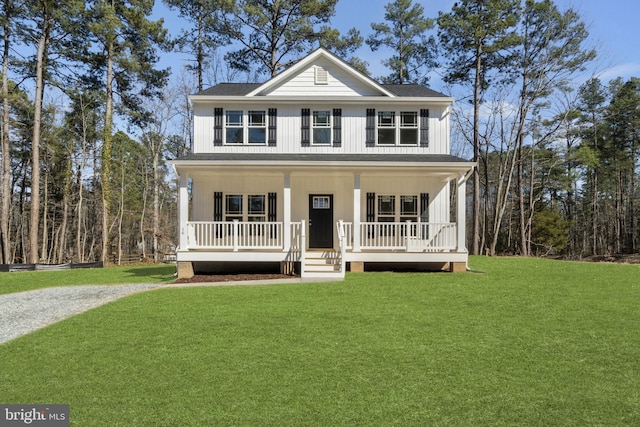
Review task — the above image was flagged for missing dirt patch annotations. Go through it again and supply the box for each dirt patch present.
[173,273,296,284]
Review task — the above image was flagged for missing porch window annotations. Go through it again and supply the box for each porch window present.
[225,194,243,221]
[377,195,395,221]
[312,110,331,144]
[377,195,396,236]
[248,195,266,222]
[400,195,418,222]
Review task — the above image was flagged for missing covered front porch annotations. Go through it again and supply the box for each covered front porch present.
[172,155,475,279]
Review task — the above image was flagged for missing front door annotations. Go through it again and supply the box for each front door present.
[309,194,333,248]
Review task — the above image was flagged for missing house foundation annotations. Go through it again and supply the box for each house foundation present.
[449,262,467,273]
[177,261,194,279]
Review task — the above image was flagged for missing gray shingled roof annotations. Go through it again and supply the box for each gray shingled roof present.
[194,83,448,98]
[173,153,471,164]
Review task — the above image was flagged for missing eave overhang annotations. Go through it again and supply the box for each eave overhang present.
[171,154,475,181]
[188,95,455,106]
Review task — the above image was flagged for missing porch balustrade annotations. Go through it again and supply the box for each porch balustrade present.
[187,221,285,250]
[355,221,457,251]
[186,220,457,252]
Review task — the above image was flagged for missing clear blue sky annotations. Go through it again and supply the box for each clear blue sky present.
[155,0,640,90]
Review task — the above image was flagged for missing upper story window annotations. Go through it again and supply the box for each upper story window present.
[377,111,418,146]
[248,111,266,144]
[224,110,267,145]
[312,110,331,144]
[366,108,428,147]
[301,108,341,147]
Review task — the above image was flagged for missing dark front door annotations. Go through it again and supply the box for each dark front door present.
[309,194,333,248]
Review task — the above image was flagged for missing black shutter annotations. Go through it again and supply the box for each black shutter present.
[301,108,310,146]
[420,109,429,147]
[420,193,429,239]
[366,192,376,222]
[365,108,375,147]
[332,108,342,147]
[366,192,376,238]
[214,192,223,221]
[268,192,277,238]
[268,192,277,221]
[268,108,277,146]
[214,108,223,146]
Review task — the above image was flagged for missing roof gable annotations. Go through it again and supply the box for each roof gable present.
[247,48,396,98]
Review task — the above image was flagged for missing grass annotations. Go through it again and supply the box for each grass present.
[0,264,176,295]
[1,257,639,425]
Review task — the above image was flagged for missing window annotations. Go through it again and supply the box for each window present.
[312,110,331,144]
[224,110,267,144]
[313,196,331,209]
[400,112,418,145]
[248,195,265,222]
[400,195,418,222]
[225,194,243,221]
[225,111,243,144]
[377,195,396,222]
[377,111,396,145]
[375,110,419,146]
[248,111,266,144]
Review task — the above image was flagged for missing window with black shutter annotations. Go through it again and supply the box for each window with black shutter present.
[213,108,223,146]
[332,108,342,147]
[365,108,375,147]
[420,109,429,147]
[268,108,277,146]
[301,108,310,146]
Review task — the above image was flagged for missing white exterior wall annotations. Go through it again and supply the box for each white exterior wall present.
[191,174,284,221]
[193,103,450,155]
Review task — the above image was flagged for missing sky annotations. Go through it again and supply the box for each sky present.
[154,0,640,92]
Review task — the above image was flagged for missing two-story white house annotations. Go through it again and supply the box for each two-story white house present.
[171,48,475,279]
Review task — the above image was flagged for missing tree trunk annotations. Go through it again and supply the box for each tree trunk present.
[471,44,482,255]
[102,41,114,263]
[29,13,51,264]
[1,0,12,264]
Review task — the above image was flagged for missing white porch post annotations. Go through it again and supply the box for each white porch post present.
[283,172,291,250]
[457,175,467,252]
[178,173,189,249]
[353,173,361,252]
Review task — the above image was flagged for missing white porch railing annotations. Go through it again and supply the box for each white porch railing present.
[187,221,284,250]
[358,221,457,251]
[186,220,456,253]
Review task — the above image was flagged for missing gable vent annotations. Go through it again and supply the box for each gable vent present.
[315,66,329,85]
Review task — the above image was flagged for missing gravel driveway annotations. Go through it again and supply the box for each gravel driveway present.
[0,284,160,345]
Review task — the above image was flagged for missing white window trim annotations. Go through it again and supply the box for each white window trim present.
[377,194,420,222]
[224,110,267,145]
[224,193,267,222]
[311,109,332,145]
[376,110,419,146]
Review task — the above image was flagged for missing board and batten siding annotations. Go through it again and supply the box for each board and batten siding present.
[192,104,450,155]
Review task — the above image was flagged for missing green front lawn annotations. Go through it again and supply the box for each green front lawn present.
[1,257,639,425]
[0,264,176,295]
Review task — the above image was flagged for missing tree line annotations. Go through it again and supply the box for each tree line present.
[0,0,637,265]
